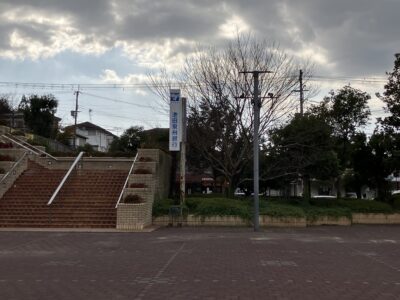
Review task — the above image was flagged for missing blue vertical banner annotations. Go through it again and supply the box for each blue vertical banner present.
[169,89,182,151]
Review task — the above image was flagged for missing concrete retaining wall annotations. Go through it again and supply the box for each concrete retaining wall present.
[153,213,400,227]
[352,213,400,224]
[307,216,351,226]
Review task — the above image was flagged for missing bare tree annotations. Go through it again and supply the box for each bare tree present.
[148,34,313,196]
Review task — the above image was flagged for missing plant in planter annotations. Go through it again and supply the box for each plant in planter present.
[138,157,153,162]
[11,130,25,136]
[123,194,145,204]
[0,142,13,149]
[0,154,13,161]
[129,183,147,188]
[133,168,152,174]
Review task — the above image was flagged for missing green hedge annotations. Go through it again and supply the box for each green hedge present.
[259,201,305,218]
[152,197,396,219]
[152,199,175,217]
[188,198,251,220]
[392,194,400,211]
[337,199,393,214]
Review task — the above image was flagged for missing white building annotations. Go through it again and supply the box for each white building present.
[66,122,116,152]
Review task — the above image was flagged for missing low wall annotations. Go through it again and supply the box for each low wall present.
[0,155,28,198]
[32,155,133,170]
[307,216,351,226]
[117,202,153,230]
[352,213,400,224]
[153,215,249,226]
[259,215,307,227]
[0,149,26,161]
[153,215,306,227]
[153,213,400,227]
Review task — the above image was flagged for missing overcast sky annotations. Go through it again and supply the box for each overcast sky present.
[0,0,399,134]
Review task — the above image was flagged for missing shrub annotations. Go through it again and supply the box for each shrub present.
[393,195,400,211]
[187,193,226,199]
[123,194,145,204]
[305,207,352,222]
[11,130,25,136]
[133,168,152,174]
[187,197,251,220]
[138,157,153,162]
[0,142,13,149]
[259,201,306,218]
[337,199,393,214]
[0,154,13,161]
[0,168,5,173]
[309,198,338,207]
[153,199,175,217]
[129,183,147,188]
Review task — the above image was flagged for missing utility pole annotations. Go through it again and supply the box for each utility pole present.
[73,88,80,149]
[299,70,304,115]
[293,70,308,116]
[239,70,272,232]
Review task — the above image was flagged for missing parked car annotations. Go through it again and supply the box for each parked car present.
[345,192,357,199]
[311,195,337,199]
[234,189,246,197]
[391,190,400,195]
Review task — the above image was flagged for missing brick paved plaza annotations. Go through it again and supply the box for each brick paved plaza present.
[0,226,400,300]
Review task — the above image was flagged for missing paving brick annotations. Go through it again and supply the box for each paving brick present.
[0,226,399,299]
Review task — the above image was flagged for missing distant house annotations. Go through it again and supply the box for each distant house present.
[65,122,116,152]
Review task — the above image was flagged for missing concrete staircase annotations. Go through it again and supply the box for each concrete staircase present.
[0,160,128,228]
[0,161,65,227]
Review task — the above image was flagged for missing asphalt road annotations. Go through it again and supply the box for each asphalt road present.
[0,225,400,299]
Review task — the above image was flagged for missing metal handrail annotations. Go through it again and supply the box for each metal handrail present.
[115,153,138,208]
[0,152,28,184]
[3,134,58,160]
[47,151,84,206]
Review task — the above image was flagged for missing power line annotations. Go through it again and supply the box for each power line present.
[80,91,166,112]
[0,74,390,90]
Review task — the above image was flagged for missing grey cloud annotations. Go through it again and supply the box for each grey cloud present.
[0,0,399,77]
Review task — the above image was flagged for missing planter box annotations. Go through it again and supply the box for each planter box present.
[352,213,400,224]
[117,202,153,230]
[123,188,153,202]
[307,216,351,226]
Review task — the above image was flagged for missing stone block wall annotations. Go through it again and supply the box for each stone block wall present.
[352,213,400,224]
[306,216,351,226]
[116,149,171,230]
[117,202,153,230]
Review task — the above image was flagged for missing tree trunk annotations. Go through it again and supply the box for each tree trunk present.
[303,175,311,200]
